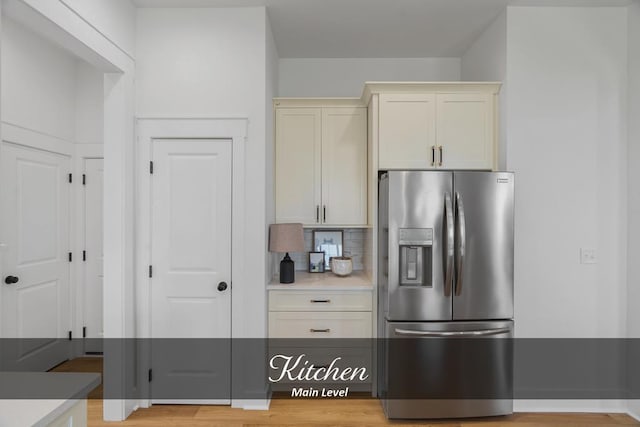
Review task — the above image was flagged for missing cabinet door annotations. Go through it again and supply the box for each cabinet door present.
[378,93,436,170]
[321,107,367,225]
[436,93,495,170]
[275,108,322,225]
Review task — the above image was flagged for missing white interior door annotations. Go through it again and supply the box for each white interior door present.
[83,158,103,353]
[150,139,232,404]
[0,142,71,371]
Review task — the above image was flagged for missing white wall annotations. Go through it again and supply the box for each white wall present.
[627,0,640,420]
[1,17,104,145]
[75,60,104,144]
[461,10,508,169]
[136,7,269,337]
[506,6,628,339]
[278,57,460,97]
[265,13,278,280]
[1,16,77,141]
[58,0,136,59]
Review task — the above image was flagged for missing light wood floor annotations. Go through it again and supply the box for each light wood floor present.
[56,358,640,427]
[86,400,639,427]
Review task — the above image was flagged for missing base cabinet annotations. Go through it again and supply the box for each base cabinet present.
[268,287,373,394]
[48,400,87,427]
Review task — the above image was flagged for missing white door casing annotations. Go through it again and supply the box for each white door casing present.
[83,158,104,353]
[0,142,71,371]
[136,118,248,409]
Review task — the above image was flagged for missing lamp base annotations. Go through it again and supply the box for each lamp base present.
[279,253,295,284]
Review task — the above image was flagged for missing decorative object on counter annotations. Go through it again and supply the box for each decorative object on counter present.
[313,230,343,270]
[331,256,353,277]
[308,252,325,273]
[269,223,304,284]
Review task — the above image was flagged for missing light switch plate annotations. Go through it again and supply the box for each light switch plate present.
[580,248,597,264]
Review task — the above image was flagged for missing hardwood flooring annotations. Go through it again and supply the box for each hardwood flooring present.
[55,358,640,427]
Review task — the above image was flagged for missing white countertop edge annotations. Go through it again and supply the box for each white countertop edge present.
[0,373,100,427]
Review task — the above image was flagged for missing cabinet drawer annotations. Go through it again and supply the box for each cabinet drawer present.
[269,312,372,338]
[269,291,372,312]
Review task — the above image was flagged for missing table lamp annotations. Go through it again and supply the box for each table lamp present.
[269,223,304,284]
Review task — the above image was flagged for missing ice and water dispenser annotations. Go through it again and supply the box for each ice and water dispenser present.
[398,228,433,287]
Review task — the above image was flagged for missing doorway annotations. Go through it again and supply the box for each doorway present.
[0,142,71,371]
[150,138,232,404]
[136,118,247,407]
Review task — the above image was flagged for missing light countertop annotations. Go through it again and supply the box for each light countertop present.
[0,372,100,427]
[268,270,373,290]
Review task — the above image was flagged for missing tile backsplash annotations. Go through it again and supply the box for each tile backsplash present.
[288,229,366,271]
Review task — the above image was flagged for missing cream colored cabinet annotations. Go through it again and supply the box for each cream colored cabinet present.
[267,274,374,393]
[321,108,367,225]
[275,102,367,226]
[372,83,500,171]
[275,108,322,225]
[268,288,373,339]
[378,93,437,169]
[436,93,494,169]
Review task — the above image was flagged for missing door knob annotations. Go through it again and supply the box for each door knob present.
[217,282,228,292]
[4,276,19,285]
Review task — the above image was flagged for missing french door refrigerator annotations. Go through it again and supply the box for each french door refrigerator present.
[378,171,514,419]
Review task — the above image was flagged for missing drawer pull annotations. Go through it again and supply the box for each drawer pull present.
[310,299,331,303]
[310,328,331,333]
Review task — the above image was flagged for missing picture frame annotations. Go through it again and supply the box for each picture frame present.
[309,251,325,273]
[312,230,343,270]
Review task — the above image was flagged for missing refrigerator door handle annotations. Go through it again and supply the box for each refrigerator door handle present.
[455,192,466,296]
[394,327,510,337]
[444,193,454,296]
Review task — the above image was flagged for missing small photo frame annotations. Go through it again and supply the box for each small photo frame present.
[313,230,343,270]
[309,252,325,273]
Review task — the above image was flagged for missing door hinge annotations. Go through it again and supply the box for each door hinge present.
[149,265,153,278]
[83,250,87,262]
[150,161,154,174]
[82,327,86,338]
[68,173,73,183]
[68,252,73,262]
[68,331,72,341]
[82,174,86,185]
[148,369,153,382]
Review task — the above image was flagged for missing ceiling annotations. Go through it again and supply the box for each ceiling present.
[132,0,633,58]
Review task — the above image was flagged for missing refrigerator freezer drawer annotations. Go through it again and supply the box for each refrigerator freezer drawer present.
[380,320,513,419]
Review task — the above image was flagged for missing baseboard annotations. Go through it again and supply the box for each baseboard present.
[239,397,271,411]
[514,400,625,413]
[231,385,272,411]
[627,402,640,421]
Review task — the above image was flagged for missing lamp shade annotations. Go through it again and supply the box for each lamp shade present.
[269,223,304,253]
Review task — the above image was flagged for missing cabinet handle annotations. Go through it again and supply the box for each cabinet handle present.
[431,146,436,166]
[310,328,331,333]
[323,205,326,223]
[316,205,320,223]
[310,299,331,303]
[439,146,443,166]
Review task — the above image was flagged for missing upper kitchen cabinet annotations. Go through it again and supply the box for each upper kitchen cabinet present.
[274,99,368,227]
[365,83,501,171]
[378,93,437,169]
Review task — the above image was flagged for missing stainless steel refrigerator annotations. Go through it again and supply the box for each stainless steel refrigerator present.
[378,171,514,419]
